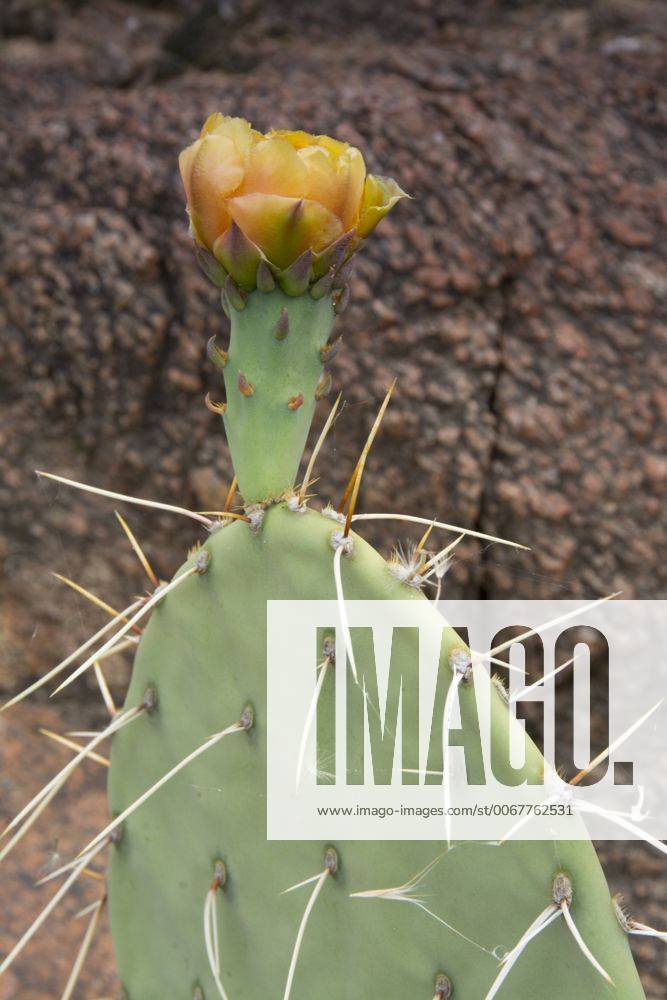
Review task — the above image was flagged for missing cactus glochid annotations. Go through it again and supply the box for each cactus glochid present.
[2,115,654,998]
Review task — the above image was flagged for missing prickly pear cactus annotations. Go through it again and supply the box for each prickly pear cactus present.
[1,117,649,999]
[106,118,644,999]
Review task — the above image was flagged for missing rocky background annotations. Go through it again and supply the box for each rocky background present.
[0,0,665,996]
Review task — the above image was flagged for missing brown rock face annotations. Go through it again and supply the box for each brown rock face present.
[0,1,665,996]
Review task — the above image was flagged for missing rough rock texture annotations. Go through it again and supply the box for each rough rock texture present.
[0,0,665,995]
[0,700,117,1000]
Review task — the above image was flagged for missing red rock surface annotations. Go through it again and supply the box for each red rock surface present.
[0,0,665,995]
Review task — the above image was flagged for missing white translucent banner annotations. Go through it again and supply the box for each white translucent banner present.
[267,600,667,841]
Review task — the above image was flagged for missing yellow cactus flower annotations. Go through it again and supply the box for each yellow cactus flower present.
[179,115,407,291]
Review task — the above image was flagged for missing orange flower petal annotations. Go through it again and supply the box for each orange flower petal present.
[226,193,343,270]
[240,137,308,198]
[357,174,409,238]
[189,133,246,248]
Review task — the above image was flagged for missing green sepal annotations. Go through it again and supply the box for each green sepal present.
[196,246,228,288]
[214,224,261,292]
[277,249,313,296]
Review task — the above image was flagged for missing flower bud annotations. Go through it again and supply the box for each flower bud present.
[179,116,408,293]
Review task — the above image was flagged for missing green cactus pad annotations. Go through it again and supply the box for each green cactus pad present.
[107,506,644,999]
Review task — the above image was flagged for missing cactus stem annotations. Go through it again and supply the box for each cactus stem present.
[339,379,396,537]
[295,653,333,791]
[52,572,144,633]
[51,567,203,697]
[283,853,336,1000]
[36,471,215,528]
[0,836,109,974]
[114,511,160,589]
[93,661,117,717]
[221,289,335,501]
[60,897,105,1000]
[78,710,252,858]
[37,728,110,768]
[297,392,342,505]
[0,706,143,865]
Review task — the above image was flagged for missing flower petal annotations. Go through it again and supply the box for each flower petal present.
[200,114,257,161]
[299,145,366,231]
[240,137,308,198]
[200,112,226,137]
[178,139,202,206]
[267,129,320,150]
[357,174,409,238]
[226,193,343,270]
[189,134,246,248]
